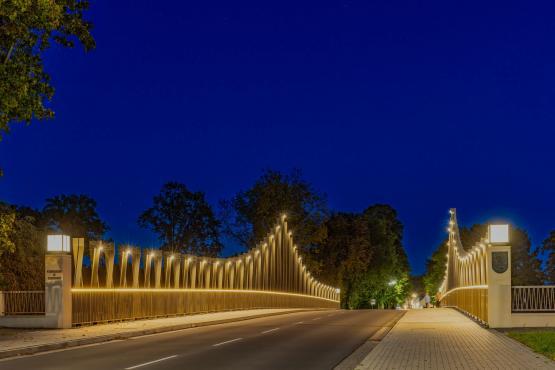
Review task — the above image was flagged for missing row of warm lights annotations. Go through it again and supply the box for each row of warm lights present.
[48,213,340,296]
[440,209,510,294]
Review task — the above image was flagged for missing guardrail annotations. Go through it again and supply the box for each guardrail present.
[439,285,488,324]
[512,286,555,313]
[71,289,338,325]
[0,291,45,315]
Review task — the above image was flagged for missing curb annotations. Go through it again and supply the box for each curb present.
[0,308,328,360]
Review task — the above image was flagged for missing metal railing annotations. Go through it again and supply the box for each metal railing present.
[1,291,45,315]
[72,289,338,325]
[439,285,488,324]
[512,286,555,312]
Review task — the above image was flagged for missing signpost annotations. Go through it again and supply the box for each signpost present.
[370,298,376,309]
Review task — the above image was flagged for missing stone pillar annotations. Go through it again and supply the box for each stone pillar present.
[487,243,512,328]
[45,253,72,328]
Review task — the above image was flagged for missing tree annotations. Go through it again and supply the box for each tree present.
[313,205,410,309]
[138,182,222,256]
[0,203,16,258]
[422,239,447,302]
[542,231,555,284]
[0,0,95,139]
[221,169,328,270]
[43,194,108,239]
[0,203,45,290]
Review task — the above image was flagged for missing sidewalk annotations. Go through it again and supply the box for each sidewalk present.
[0,308,309,359]
[357,308,555,369]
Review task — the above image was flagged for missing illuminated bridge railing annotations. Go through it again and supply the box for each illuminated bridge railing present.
[72,289,337,325]
[0,291,45,315]
[438,286,488,324]
[437,209,490,323]
[70,215,340,325]
[512,286,555,313]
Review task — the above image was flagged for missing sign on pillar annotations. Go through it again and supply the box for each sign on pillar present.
[45,235,72,329]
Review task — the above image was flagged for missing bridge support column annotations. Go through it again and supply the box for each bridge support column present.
[487,243,512,328]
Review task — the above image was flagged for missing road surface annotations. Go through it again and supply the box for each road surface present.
[0,309,404,370]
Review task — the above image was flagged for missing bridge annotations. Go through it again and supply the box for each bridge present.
[437,208,555,327]
[0,215,339,328]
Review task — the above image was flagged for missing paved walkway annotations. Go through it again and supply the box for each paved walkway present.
[357,308,555,369]
[0,308,306,358]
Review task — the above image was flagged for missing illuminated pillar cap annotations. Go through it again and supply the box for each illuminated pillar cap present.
[488,224,509,244]
[47,235,71,252]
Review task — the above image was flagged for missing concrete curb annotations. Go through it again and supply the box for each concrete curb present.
[0,308,328,360]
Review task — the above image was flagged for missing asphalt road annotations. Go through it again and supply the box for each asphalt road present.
[0,309,404,370]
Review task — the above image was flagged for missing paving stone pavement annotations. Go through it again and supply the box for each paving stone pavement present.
[357,308,555,370]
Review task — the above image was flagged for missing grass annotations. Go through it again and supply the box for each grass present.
[508,330,555,361]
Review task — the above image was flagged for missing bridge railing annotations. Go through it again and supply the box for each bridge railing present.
[512,286,555,313]
[71,289,337,325]
[438,286,488,324]
[0,291,45,316]
[0,215,339,328]
[437,209,555,328]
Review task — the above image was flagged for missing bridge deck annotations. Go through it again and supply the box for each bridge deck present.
[357,308,555,369]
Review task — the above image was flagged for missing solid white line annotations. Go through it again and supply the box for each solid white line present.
[125,355,177,369]
[261,328,279,334]
[212,338,243,347]
[294,321,304,325]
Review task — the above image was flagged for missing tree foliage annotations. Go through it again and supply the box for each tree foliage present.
[221,169,328,271]
[314,205,410,309]
[138,182,222,256]
[0,203,45,290]
[542,230,555,285]
[43,194,108,239]
[0,0,95,138]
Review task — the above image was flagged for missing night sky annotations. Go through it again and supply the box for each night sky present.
[1,1,554,275]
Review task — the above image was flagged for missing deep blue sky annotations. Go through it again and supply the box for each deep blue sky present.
[1,1,554,274]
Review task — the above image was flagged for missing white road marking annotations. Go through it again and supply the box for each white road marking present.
[125,355,177,369]
[294,321,304,324]
[312,317,321,320]
[261,327,279,334]
[212,338,243,347]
